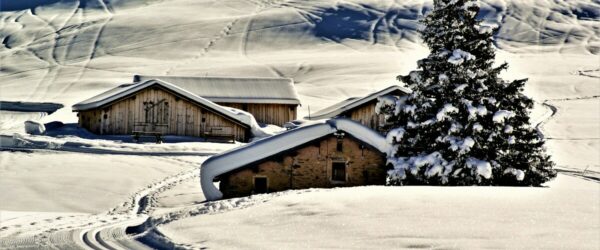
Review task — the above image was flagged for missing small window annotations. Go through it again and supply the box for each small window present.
[336,139,343,152]
[254,176,268,194]
[332,162,346,182]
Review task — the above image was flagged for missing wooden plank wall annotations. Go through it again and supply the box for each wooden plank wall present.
[218,102,297,126]
[78,87,247,141]
[78,110,102,134]
[348,101,384,131]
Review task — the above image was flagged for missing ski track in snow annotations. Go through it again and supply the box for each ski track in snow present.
[534,96,600,183]
[237,0,291,78]
[573,68,600,79]
[0,155,209,250]
[0,0,115,101]
[163,17,241,76]
[536,95,600,140]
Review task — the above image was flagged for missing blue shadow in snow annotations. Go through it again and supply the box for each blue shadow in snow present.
[0,0,63,11]
[312,3,431,42]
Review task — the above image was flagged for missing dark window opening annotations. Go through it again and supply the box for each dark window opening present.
[336,139,343,152]
[241,104,248,111]
[254,176,268,194]
[332,162,346,182]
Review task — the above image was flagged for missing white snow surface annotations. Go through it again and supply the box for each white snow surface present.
[0,151,196,213]
[0,0,599,248]
[493,110,516,123]
[387,151,452,182]
[224,107,285,139]
[436,103,459,121]
[466,157,492,179]
[159,175,599,249]
[447,49,476,65]
[472,123,483,132]
[449,136,475,154]
[385,127,405,144]
[463,99,489,120]
[504,167,525,181]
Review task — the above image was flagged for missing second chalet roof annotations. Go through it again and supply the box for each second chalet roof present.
[305,85,411,120]
[133,75,301,105]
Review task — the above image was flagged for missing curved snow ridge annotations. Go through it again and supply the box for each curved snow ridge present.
[200,118,388,201]
[153,188,319,227]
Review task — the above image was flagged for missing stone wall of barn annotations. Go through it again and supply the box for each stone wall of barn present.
[219,135,387,198]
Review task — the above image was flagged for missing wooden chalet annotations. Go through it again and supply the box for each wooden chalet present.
[305,86,411,132]
[133,75,300,126]
[72,79,252,142]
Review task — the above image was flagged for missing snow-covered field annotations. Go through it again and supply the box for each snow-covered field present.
[0,0,598,249]
[159,175,599,249]
[0,151,193,213]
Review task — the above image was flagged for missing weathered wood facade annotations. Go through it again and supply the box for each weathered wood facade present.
[77,86,248,141]
[218,135,387,198]
[306,86,410,133]
[218,103,296,127]
[132,75,301,127]
[347,101,385,131]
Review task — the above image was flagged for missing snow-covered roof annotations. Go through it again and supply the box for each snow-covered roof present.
[201,118,390,201]
[305,85,411,120]
[72,79,251,128]
[133,75,301,105]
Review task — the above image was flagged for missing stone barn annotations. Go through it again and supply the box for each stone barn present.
[72,79,252,142]
[305,85,410,132]
[133,75,301,126]
[201,118,390,201]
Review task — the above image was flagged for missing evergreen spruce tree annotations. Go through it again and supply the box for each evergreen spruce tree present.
[382,0,556,186]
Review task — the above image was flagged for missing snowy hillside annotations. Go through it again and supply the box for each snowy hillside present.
[0,0,598,249]
[0,0,597,111]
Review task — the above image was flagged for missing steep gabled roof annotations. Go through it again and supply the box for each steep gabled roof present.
[305,85,411,120]
[134,75,301,105]
[72,79,251,128]
[200,118,390,201]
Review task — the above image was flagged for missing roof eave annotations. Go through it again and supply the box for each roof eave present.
[305,85,411,120]
[207,97,301,105]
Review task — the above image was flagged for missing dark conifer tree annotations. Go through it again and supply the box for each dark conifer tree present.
[381,0,556,186]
